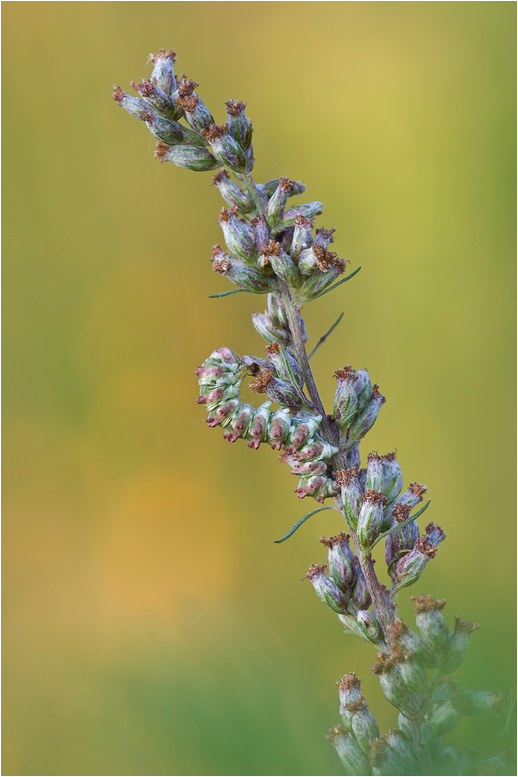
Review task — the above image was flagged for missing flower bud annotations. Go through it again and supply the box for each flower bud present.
[145,111,207,146]
[175,76,214,132]
[357,610,383,644]
[384,729,419,770]
[333,366,358,429]
[250,369,305,412]
[326,725,371,776]
[345,385,386,449]
[225,100,253,152]
[371,653,412,712]
[391,645,428,695]
[212,247,273,294]
[131,78,177,119]
[250,216,270,252]
[260,241,302,286]
[368,737,404,775]
[336,468,363,529]
[379,453,403,505]
[217,208,257,262]
[397,713,413,741]
[299,244,347,276]
[222,403,255,443]
[266,407,292,449]
[285,416,323,451]
[454,690,506,716]
[320,533,356,593]
[265,342,303,390]
[113,87,156,121]
[385,503,419,577]
[336,673,362,726]
[393,536,438,594]
[345,444,361,471]
[352,563,372,610]
[427,700,461,736]
[204,123,250,174]
[357,491,389,549]
[259,179,307,198]
[433,677,458,705]
[388,619,437,668]
[342,695,380,754]
[252,312,290,346]
[411,595,449,664]
[298,266,343,301]
[306,565,349,615]
[212,170,253,213]
[281,202,323,231]
[154,143,220,171]
[425,522,446,547]
[244,401,272,449]
[365,453,384,493]
[266,177,296,233]
[354,370,373,412]
[149,49,177,97]
[291,216,314,262]
[444,616,480,675]
[313,226,336,249]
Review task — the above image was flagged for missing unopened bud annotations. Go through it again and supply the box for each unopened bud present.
[425,522,446,547]
[145,111,207,146]
[291,216,314,262]
[244,401,272,449]
[217,208,257,262]
[250,370,305,412]
[433,677,458,705]
[225,100,253,151]
[212,248,274,294]
[320,533,356,593]
[149,49,177,97]
[267,407,292,450]
[113,87,156,122]
[388,619,437,668]
[365,453,384,492]
[392,536,438,594]
[352,563,372,610]
[345,385,385,449]
[357,491,389,548]
[384,729,419,771]
[265,342,304,390]
[212,170,253,213]
[444,616,479,675]
[154,143,220,171]
[204,123,250,174]
[259,179,307,199]
[336,468,362,529]
[266,177,296,233]
[306,565,349,615]
[251,216,270,252]
[411,595,449,664]
[252,312,290,346]
[131,78,176,119]
[326,725,371,776]
[427,700,461,736]
[385,503,419,577]
[281,202,323,230]
[379,453,403,504]
[298,265,343,301]
[454,690,506,716]
[175,76,214,132]
[371,653,412,712]
[260,241,302,286]
[333,366,358,429]
[391,645,429,694]
[357,610,383,644]
[354,369,373,413]
[341,695,380,754]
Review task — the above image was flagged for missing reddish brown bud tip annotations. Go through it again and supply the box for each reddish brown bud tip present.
[250,369,273,393]
[415,536,437,557]
[336,468,358,486]
[294,215,315,228]
[312,244,347,273]
[388,619,409,641]
[261,240,283,258]
[336,672,362,691]
[265,342,280,356]
[177,76,198,97]
[154,142,171,161]
[320,532,350,549]
[364,490,388,506]
[113,85,124,103]
[150,49,176,64]
[369,738,390,769]
[212,169,229,186]
[306,563,327,581]
[454,616,480,634]
[279,175,295,193]
[409,482,427,496]
[393,503,411,522]
[203,123,228,142]
[315,226,336,243]
[333,365,357,381]
[411,594,446,614]
[372,384,386,403]
[225,99,247,116]
[212,256,231,274]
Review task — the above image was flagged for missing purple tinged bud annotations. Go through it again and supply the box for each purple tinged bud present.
[260,241,302,286]
[352,563,372,610]
[281,202,323,230]
[113,87,156,121]
[444,617,479,675]
[357,610,383,644]
[298,266,342,302]
[131,78,178,119]
[326,725,372,776]
[144,112,207,146]
[379,453,403,505]
[217,208,257,262]
[265,342,304,391]
[259,179,307,198]
[212,247,273,294]
[154,143,221,171]
[252,312,291,346]
[357,491,389,549]
[425,522,446,547]
[266,177,296,233]
[149,49,177,97]
[345,385,385,449]
[320,533,356,594]
[212,170,253,213]
[392,536,438,594]
[204,123,250,173]
[291,216,314,262]
[250,369,305,412]
[306,565,349,615]
[336,469,363,529]
[345,444,361,471]
[175,76,214,132]
[225,100,253,152]
[333,366,358,429]
[411,595,449,664]
[354,369,373,412]
[313,226,336,249]
[365,453,384,492]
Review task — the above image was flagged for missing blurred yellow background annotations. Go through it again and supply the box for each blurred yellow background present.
[3,2,516,775]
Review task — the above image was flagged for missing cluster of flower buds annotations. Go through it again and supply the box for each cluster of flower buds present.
[196,347,338,502]
[333,367,386,456]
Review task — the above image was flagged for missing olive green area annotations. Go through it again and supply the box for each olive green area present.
[3,2,516,775]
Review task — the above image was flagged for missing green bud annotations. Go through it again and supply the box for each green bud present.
[281,202,323,230]
[149,49,177,97]
[388,619,437,668]
[212,247,273,294]
[204,123,250,174]
[427,700,461,736]
[260,241,302,286]
[433,677,458,705]
[357,491,389,548]
[252,312,290,346]
[266,177,297,233]
[212,170,253,213]
[154,143,220,171]
[411,595,449,664]
[326,725,372,776]
[336,468,363,529]
[352,564,372,610]
[217,208,257,262]
[290,215,314,262]
[392,536,438,594]
[306,565,349,615]
[345,385,385,449]
[145,111,207,146]
[320,533,356,593]
[265,342,304,391]
[444,616,479,675]
[175,76,214,132]
[113,86,155,121]
[333,366,359,429]
[225,100,253,151]
[379,453,403,504]
[357,610,383,644]
[371,653,412,712]
[365,453,384,492]
[131,78,179,119]
[454,690,506,716]
[345,696,380,754]
[391,646,429,694]
[259,179,307,199]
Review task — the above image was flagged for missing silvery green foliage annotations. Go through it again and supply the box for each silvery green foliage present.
[114,49,509,777]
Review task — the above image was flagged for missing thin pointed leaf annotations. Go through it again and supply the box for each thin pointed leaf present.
[274,506,335,544]
[369,499,431,550]
[311,266,361,301]
[208,289,249,299]
[308,312,344,359]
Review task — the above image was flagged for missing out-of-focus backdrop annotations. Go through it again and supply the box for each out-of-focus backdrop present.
[3,3,516,775]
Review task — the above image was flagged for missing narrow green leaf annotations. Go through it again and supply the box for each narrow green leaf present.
[369,499,431,550]
[274,506,335,544]
[308,312,344,359]
[208,289,249,299]
[311,266,362,301]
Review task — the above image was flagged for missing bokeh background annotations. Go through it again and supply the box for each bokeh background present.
[3,2,516,775]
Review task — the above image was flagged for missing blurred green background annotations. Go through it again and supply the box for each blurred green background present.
[3,2,516,775]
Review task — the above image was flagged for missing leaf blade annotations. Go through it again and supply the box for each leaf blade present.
[274,506,335,544]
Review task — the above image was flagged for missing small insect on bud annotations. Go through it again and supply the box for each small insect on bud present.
[203,123,250,174]
[225,99,253,152]
[260,241,302,287]
[281,202,323,230]
[326,724,372,776]
[290,215,314,263]
[174,76,214,132]
[154,143,221,171]
[320,533,356,594]
[217,208,257,262]
[145,111,207,146]
[411,595,449,664]
[444,616,480,675]
[333,366,358,430]
[266,177,296,233]
[357,610,383,644]
[336,468,363,529]
[212,247,274,294]
[392,536,438,594]
[357,491,389,549]
[212,170,253,213]
[149,49,177,97]
[306,565,349,615]
[352,563,372,610]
